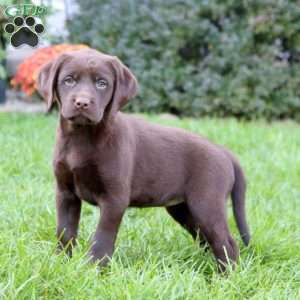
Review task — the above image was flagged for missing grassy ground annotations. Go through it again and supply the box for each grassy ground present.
[0,113,299,299]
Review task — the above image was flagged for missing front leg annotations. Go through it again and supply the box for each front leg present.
[56,185,81,256]
[89,198,127,266]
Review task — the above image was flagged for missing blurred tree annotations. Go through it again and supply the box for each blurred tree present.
[67,0,300,121]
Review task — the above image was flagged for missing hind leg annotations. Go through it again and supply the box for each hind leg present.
[166,202,207,247]
[186,196,239,271]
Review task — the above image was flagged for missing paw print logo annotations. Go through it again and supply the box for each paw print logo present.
[4,16,45,48]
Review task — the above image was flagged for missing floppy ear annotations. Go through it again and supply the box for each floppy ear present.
[109,56,138,117]
[37,54,68,112]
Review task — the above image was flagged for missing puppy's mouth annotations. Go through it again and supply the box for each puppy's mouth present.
[67,115,95,125]
[62,109,103,126]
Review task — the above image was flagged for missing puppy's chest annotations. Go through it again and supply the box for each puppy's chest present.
[66,151,106,204]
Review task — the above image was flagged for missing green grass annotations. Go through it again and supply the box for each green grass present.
[0,113,299,299]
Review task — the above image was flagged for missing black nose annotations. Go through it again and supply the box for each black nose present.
[73,97,92,110]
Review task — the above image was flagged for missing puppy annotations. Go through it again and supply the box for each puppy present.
[37,48,250,270]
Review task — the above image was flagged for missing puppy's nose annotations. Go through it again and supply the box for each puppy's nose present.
[73,97,92,110]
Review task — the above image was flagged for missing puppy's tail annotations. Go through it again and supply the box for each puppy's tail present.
[231,157,250,246]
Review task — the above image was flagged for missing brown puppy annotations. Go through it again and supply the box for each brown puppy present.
[37,48,250,270]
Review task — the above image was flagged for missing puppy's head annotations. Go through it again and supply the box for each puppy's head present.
[37,49,138,125]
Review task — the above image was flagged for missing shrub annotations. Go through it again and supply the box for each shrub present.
[11,44,88,97]
[67,0,300,121]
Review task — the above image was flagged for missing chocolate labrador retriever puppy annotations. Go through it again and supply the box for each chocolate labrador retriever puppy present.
[37,48,250,270]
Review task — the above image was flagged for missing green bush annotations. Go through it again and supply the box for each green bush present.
[68,0,300,120]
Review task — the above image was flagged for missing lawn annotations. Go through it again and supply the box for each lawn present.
[0,113,299,299]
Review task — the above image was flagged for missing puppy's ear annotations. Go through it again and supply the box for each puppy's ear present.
[37,54,68,112]
[109,56,138,116]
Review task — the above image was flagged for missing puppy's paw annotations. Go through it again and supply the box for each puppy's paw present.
[56,241,74,257]
[88,247,111,267]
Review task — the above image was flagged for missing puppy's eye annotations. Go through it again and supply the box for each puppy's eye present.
[64,76,76,87]
[95,79,107,90]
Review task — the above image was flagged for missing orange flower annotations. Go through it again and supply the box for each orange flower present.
[11,44,89,97]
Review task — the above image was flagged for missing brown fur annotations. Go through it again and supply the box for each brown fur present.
[37,48,250,270]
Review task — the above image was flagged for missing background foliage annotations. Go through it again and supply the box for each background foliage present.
[67,0,300,120]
